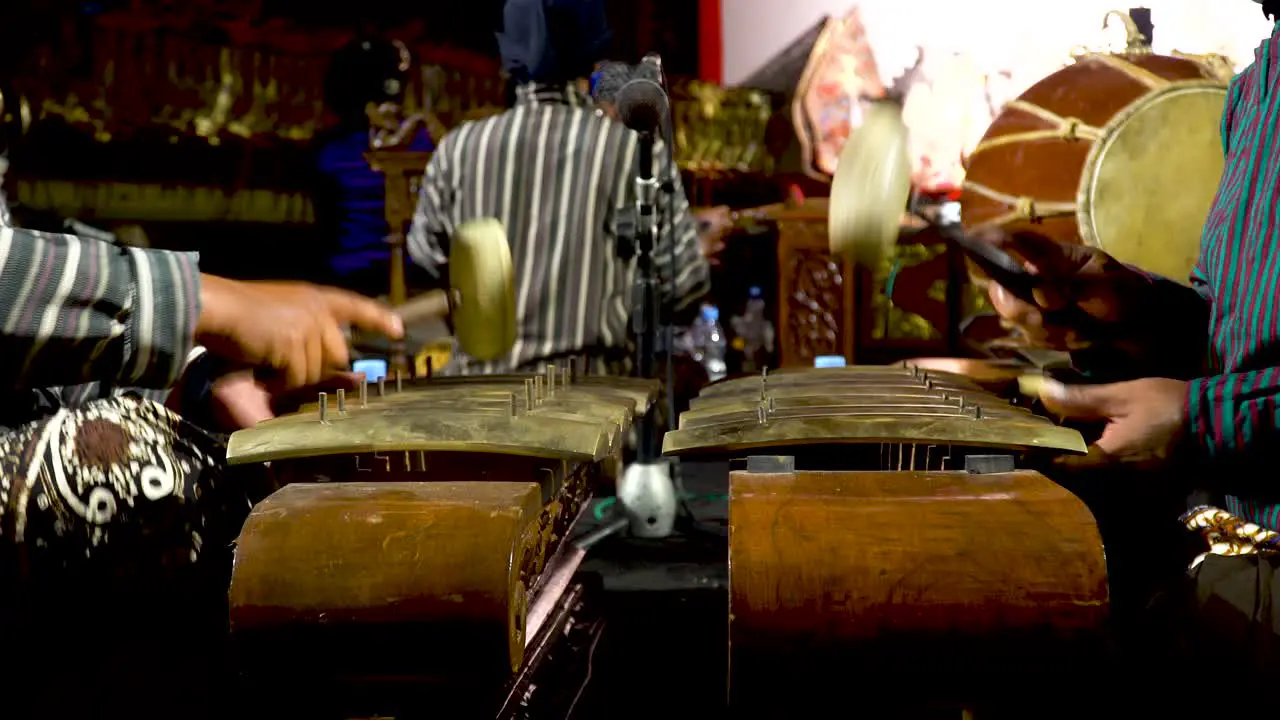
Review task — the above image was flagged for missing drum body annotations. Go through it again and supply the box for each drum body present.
[962,53,1227,284]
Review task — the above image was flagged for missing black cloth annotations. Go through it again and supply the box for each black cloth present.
[1120,552,1280,716]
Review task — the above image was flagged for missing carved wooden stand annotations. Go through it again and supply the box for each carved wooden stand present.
[773,202,858,366]
[366,149,432,376]
[771,200,965,367]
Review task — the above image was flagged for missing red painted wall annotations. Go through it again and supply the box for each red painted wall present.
[698,0,723,83]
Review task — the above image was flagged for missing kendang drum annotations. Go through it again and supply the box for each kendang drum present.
[961,17,1230,284]
[665,364,1108,717]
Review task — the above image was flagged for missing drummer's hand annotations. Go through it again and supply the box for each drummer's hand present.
[976,229,1148,350]
[1037,377,1188,469]
[195,275,403,390]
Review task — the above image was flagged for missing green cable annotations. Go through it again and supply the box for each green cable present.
[885,258,904,303]
[591,493,728,520]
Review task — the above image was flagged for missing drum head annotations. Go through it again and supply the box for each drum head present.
[1077,81,1227,284]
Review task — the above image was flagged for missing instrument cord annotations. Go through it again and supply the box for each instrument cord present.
[591,493,726,522]
[564,623,604,719]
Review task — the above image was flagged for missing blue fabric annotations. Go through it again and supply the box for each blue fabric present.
[314,127,434,276]
[497,0,611,85]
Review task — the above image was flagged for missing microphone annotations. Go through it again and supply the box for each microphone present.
[614,76,669,136]
[639,52,665,86]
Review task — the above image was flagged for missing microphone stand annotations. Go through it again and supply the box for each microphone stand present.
[617,128,678,539]
[632,130,661,396]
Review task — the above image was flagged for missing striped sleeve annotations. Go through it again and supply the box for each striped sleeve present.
[407,137,455,278]
[0,226,200,391]
[652,144,710,312]
[1188,369,1280,460]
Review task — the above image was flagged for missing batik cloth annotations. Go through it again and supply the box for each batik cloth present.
[0,394,249,580]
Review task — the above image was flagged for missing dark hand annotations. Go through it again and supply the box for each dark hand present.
[1037,377,1189,470]
[195,275,403,391]
[975,229,1152,351]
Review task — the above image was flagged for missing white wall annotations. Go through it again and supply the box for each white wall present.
[722,0,1274,87]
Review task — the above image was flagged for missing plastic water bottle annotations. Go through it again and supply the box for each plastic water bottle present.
[731,286,775,372]
[694,304,728,381]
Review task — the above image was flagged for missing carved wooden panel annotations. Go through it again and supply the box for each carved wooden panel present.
[775,208,975,367]
[775,219,855,367]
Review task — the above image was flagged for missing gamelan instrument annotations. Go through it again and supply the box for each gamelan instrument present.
[961,12,1229,284]
[351,217,518,364]
[664,364,1107,716]
[225,366,659,718]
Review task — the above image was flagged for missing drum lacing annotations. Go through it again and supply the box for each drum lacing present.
[960,180,1077,228]
[967,100,1102,157]
[1060,118,1086,142]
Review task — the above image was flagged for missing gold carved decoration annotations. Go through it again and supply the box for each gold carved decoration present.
[671,80,773,176]
[17,17,770,182]
[14,19,504,147]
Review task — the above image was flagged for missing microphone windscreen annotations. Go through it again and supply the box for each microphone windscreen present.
[615,78,669,135]
[591,61,633,103]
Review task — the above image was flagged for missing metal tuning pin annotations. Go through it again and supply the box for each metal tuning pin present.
[336,388,347,414]
[359,376,369,407]
[509,392,518,418]
[395,370,403,393]
[561,366,571,388]
[755,367,772,424]
[534,375,544,405]
[318,392,329,423]
[378,376,386,397]
[546,365,556,397]
[524,379,535,412]
[426,355,434,378]
[971,404,984,420]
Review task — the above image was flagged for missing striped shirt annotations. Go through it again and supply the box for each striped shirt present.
[407,82,710,375]
[0,221,199,429]
[1183,20,1280,529]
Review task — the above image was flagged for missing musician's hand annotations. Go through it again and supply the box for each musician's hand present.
[1037,377,1189,469]
[976,229,1149,351]
[207,371,275,430]
[695,206,732,264]
[168,368,366,433]
[165,366,273,432]
[195,275,403,391]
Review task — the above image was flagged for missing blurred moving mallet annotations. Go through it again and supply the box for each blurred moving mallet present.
[350,218,517,364]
